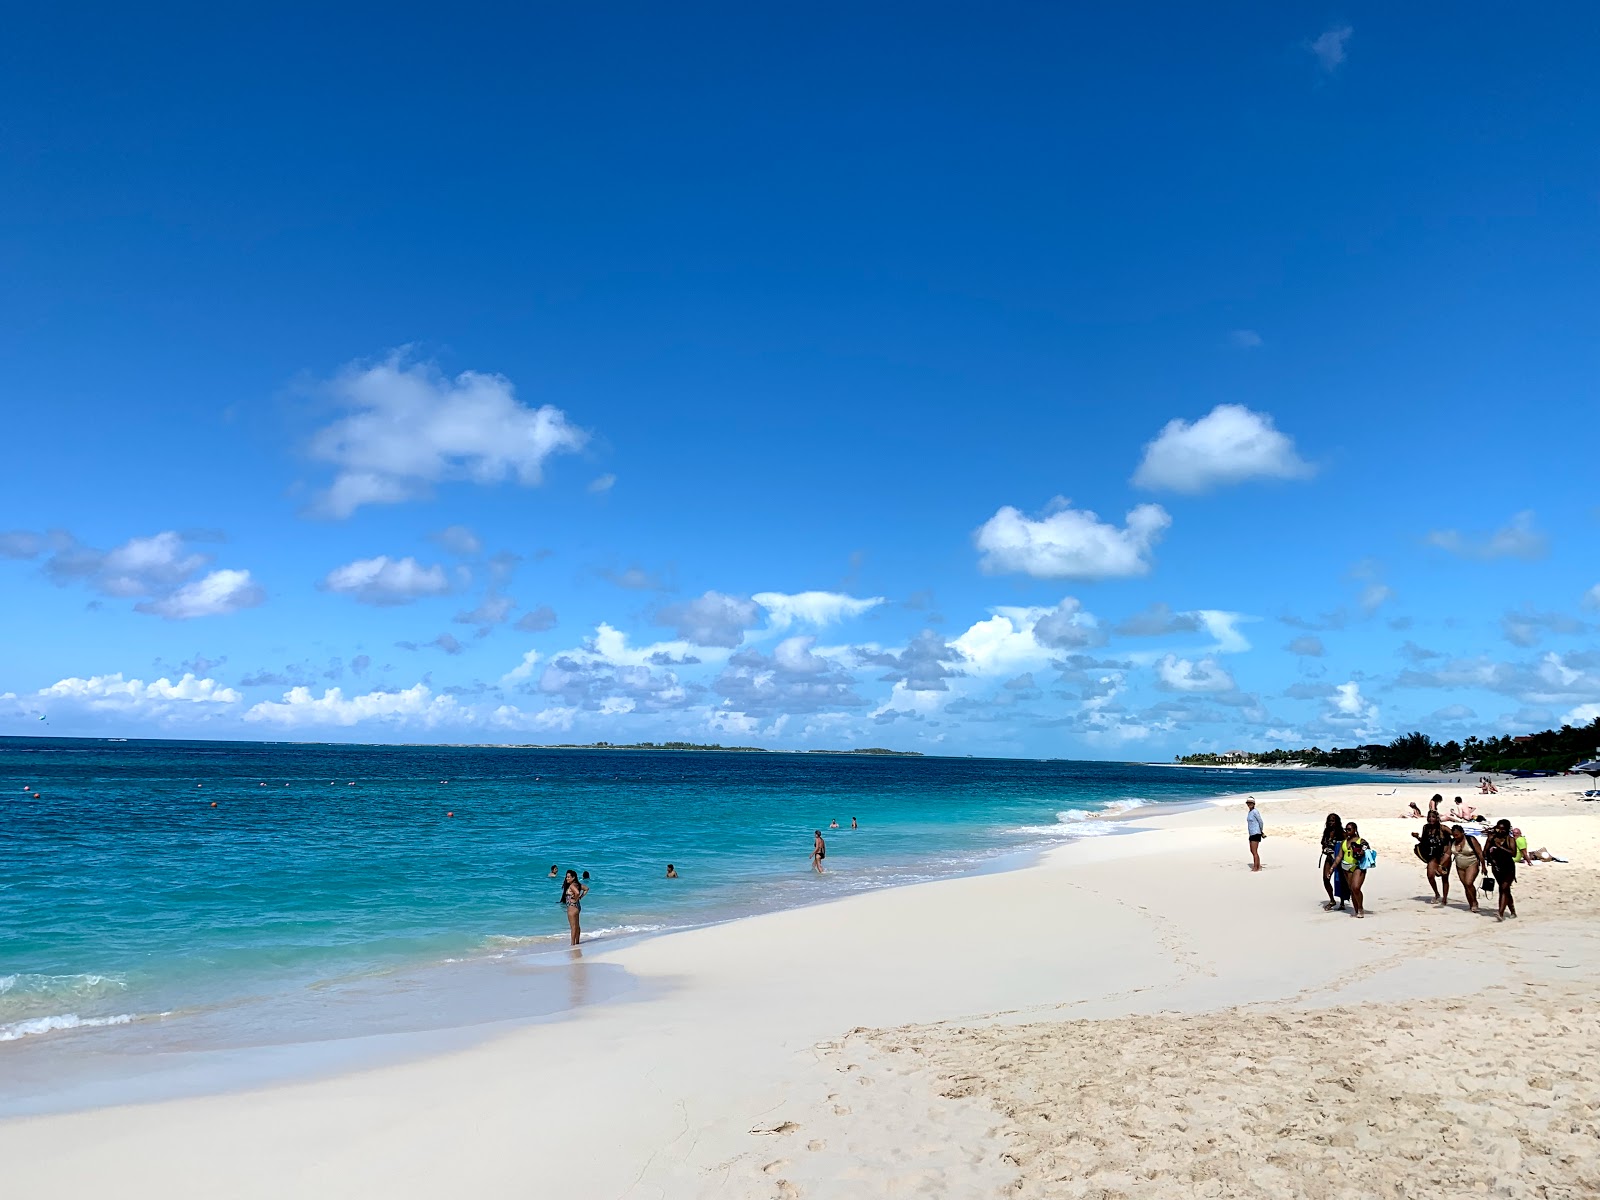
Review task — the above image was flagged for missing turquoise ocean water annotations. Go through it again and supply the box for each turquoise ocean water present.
[2,737,1369,1053]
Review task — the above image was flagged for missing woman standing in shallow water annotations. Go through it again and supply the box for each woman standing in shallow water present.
[560,869,587,945]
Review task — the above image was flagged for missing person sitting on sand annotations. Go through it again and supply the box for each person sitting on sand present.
[1447,824,1484,912]
[665,863,678,878]
[1339,822,1371,918]
[1413,811,1451,905]
[1483,821,1518,922]
[1405,801,1423,819]
[1428,793,1444,816]
[1448,798,1477,821]
[1320,812,1346,911]
[811,830,826,874]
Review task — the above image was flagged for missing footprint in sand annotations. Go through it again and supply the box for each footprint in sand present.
[775,1181,800,1199]
[751,1121,801,1135]
[832,1105,851,1116]
[807,1140,825,1152]
[762,1160,790,1175]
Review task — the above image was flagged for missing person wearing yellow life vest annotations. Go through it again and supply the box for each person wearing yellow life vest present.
[1338,821,1372,919]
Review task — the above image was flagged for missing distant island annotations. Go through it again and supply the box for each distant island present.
[525,741,922,756]
[1176,717,1600,773]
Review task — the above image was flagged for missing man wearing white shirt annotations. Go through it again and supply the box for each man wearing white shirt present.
[1246,799,1264,873]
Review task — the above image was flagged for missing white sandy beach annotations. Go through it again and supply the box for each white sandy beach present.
[4,774,1598,1198]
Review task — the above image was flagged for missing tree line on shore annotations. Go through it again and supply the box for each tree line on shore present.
[1176,716,1600,772]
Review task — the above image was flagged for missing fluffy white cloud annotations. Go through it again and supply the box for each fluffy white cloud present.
[1562,702,1600,727]
[322,556,451,606]
[1154,655,1236,693]
[1031,597,1106,650]
[974,499,1170,580]
[753,591,885,629]
[1308,24,1352,72]
[38,672,241,711]
[137,569,265,619]
[1584,585,1600,611]
[1426,512,1548,561]
[1195,610,1254,654]
[245,683,466,728]
[1132,405,1313,494]
[659,591,761,647]
[1321,680,1381,740]
[308,353,588,517]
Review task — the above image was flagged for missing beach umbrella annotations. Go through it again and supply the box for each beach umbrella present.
[1575,760,1600,797]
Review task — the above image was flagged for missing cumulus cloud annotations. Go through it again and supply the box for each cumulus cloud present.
[1154,655,1237,693]
[322,556,451,606]
[1132,405,1313,494]
[862,629,965,692]
[137,569,265,619]
[1030,597,1107,650]
[659,591,761,648]
[1,529,261,619]
[753,591,886,629]
[1307,24,1352,73]
[1426,512,1548,562]
[716,637,864,715]
[514,605,558,633]
[1563,702,1600,726]
[307,352,588,518]
[28,673,241,721]
[1286,635,1325,657]
[1322,681,1381,740]
[974,499,1170,580]
[246,683,467,728]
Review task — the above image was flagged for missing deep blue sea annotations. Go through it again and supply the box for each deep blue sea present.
[2,737,1366,1051]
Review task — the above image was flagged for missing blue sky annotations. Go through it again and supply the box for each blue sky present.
[3,5,1598,756]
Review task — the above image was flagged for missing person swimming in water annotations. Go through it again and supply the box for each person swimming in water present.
[665,864,678,878]
[829,819,839,829]
[851,816,858,829]
[811,830,826,874]
[548,864,559,878]
[559,869,587,945]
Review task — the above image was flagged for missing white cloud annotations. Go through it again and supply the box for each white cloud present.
[1132,405,1313,494]
[659,591,761,647]
[137,569,265,619]
[1154,655,1236,693]
[455,593,517,629]
[753,591,886,629]
[1230,329,1263,349]
[1562,702,1600,727]
[587,474,616,494]
[245,683,466,728]
[37,672,241,714]
[322,556,451,605]
[1194,610,1255,654]
[1031,597,1105,650]
[1308,24,1352,73]
[974,499,1170,580]
[1317,680,1382,741]
[1584,585,1600,611]
[1426,511,1548,561]
[307,352,588,517]
[501,650,543,684]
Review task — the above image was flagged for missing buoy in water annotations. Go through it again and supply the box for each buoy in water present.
[210,801,217,807]
[447,811,454,817]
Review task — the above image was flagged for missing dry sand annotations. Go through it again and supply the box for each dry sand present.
[3,773,1597,1198]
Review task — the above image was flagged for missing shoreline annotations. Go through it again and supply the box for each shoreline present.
[5,772,1597,1196]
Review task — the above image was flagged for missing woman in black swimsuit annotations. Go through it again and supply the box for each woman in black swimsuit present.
[1484,820,1518,922]
[1413,811,1451,905]
[811,830,826,874]
[560,869,587,945]
[1320,812,1345,910]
